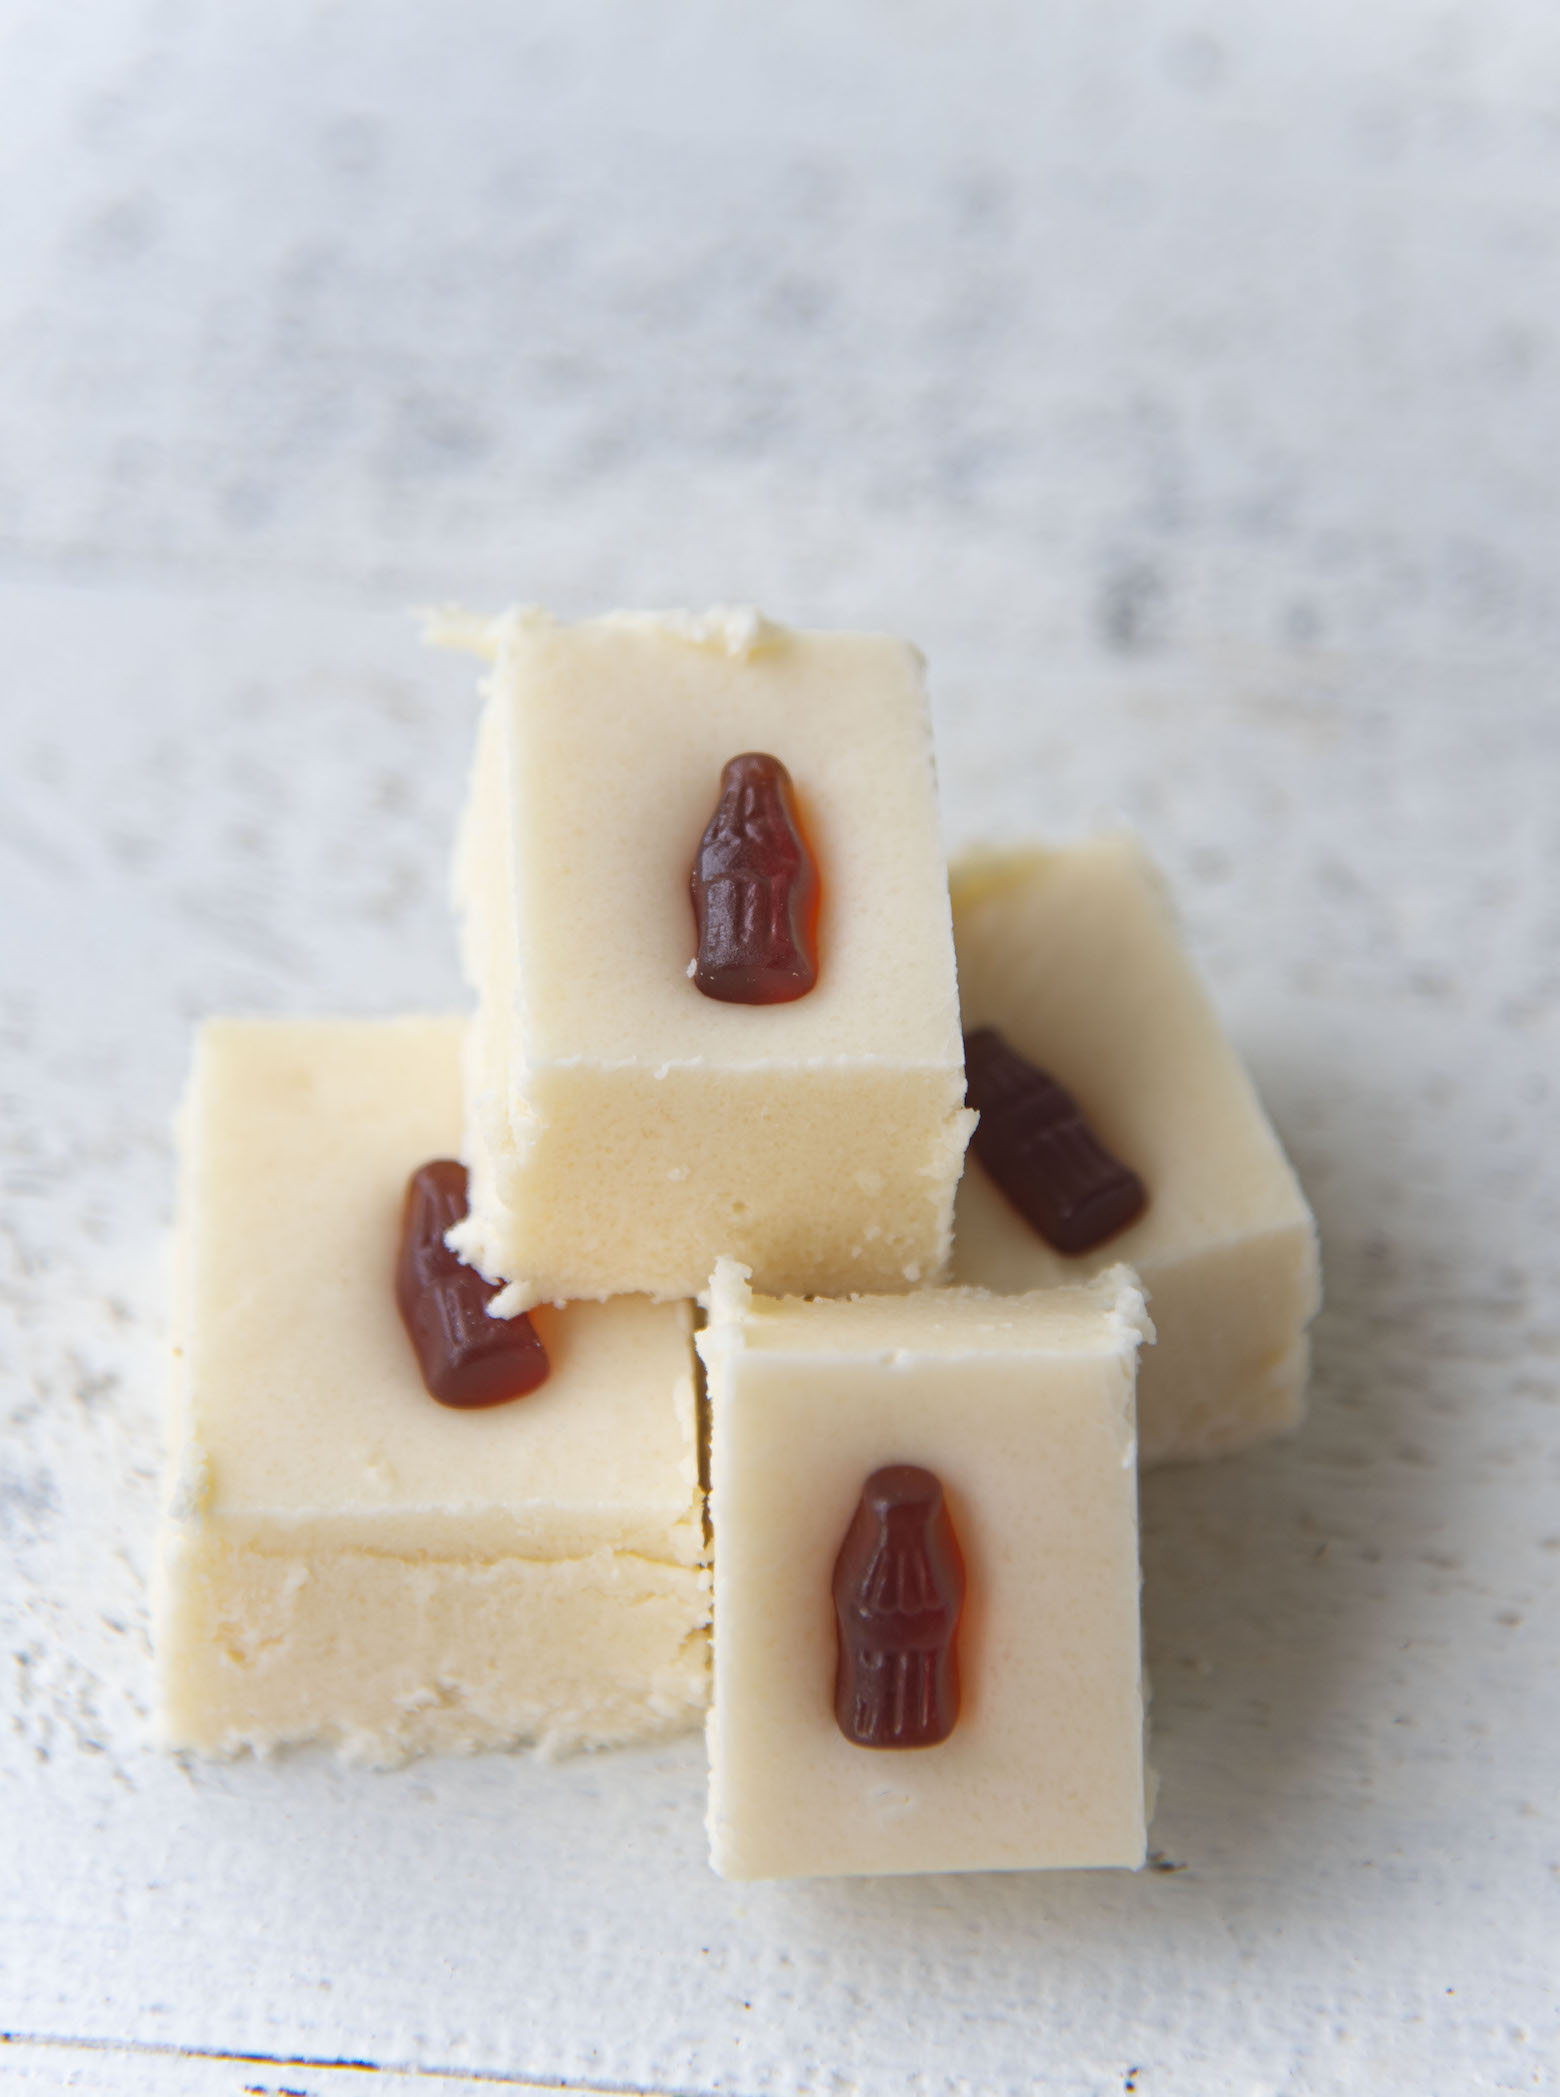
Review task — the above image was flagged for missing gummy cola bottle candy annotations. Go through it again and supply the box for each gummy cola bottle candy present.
[395,1160,550,1407]
[690,752,819,1004]
[832,1464,965,1748]
[963,1025,1146,1254]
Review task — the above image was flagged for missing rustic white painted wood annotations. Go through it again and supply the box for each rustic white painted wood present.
[3,4,1559,2092]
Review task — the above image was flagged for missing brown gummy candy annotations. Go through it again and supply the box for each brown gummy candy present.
[690,751,819,1004]
[832,1464,965,1750]
[394,1160,550,1408]
[963,1025,1147,1255]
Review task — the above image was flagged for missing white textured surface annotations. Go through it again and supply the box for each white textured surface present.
[3,3,1559,2093]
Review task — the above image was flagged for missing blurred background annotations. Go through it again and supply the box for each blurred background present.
[9,0,1560,647]
[3,5,1559,2094]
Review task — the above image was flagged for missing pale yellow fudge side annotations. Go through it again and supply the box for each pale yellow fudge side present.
[950,837,1322,1465]
[439,608,976,1310]
[156,1015,708,1762]
[698,1260,1152,1881]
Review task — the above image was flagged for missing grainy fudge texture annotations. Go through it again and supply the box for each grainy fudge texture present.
[951,836,1322,1464]
[438,606,975,1311]
[156,1016,708,1762]
[697,1260,1153,1880]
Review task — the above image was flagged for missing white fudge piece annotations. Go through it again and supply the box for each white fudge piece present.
[950,836,1322,1465]
[155,1016,708,1762]
[438,607,975,1310]
[697,1259,1152,1880]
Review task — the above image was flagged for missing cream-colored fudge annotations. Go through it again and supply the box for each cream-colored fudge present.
[951,837,1322,1464]
[697,1260,1153,1880]
[438,607,975,1310]
[155,1016,709,1762]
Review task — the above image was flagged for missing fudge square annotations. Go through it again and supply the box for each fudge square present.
[155,1016,708,1762]
[697,1259,1153,1880]
[437,606,975,1311]
[951,836,1322,1466]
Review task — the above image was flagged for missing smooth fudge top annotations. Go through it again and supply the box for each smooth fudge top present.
[951,835,1321,1272]
[440,605,965,1071]
[170,1015,702,1563]
[700,1258,1152,1879]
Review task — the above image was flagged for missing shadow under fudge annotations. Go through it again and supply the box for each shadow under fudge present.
[1131,1039,1472,1888]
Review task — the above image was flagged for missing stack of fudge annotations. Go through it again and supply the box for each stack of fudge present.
[156,608,1320,1880]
